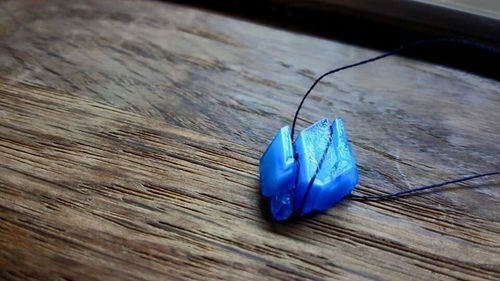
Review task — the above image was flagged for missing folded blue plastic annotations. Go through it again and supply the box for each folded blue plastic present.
[259,118,358,221]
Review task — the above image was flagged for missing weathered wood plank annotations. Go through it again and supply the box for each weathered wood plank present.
[0,0,499,280]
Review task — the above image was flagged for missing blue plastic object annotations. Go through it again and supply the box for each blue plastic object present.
[259,118,358,221]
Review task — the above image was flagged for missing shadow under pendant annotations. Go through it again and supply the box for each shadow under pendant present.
[259,118,358,221]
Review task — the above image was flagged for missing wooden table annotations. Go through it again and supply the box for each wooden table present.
[0,1,499,280]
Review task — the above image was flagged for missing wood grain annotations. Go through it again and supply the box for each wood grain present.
[0,0,499,280]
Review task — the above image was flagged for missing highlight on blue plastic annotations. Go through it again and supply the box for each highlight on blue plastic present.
[259,118,358,221]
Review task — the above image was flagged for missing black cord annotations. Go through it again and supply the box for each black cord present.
[291,37,500,201]
[349,171,500,200]
[291,37,500,139]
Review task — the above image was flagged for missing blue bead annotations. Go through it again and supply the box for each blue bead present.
[259,126,297,221]
[294,118,358,215]
[259,118,358,221]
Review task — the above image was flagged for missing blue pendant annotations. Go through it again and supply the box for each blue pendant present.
[259,118,358,221]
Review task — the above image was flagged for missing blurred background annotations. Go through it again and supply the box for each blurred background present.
[173,0,500,78]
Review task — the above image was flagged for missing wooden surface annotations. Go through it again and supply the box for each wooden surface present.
[0,0,499,280]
